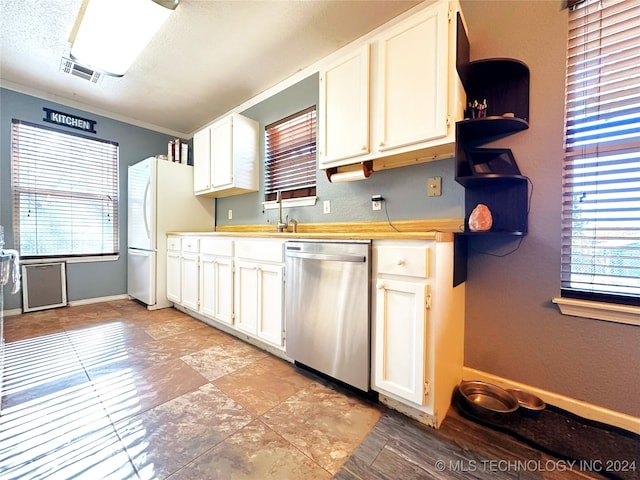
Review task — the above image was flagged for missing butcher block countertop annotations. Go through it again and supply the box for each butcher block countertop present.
[169,218,464,243]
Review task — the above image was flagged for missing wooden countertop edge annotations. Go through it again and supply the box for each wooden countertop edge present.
[169,218,463,243]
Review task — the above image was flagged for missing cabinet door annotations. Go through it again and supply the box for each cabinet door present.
[319,44,370,168]
[181,252,199,311]
[201,255,234,325]
[234,259,258,335]
[214,256,234,325]
[166,251,181,303]
[193,128,211,193]
[257,264,284,347]
[211,116,233,189]
[376,2,448,152]
[200,254,217,318]
[374,278,429,405]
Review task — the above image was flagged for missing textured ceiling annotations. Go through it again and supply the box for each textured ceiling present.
[0,0,421,137]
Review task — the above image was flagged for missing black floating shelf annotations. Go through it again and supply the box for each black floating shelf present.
[457,58,529,91]
[456,117,529,140]
[455,174,528,188]
[461,229,527,236]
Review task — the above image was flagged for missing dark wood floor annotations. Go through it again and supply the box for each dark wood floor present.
[336,406,609,480]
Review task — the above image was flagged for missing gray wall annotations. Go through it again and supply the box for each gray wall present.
[0,88,187,310]
[460,1,640,417]
[218,2,640,418]
[215,73,465,227]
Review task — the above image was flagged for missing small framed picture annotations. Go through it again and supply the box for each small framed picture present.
[466,148,521,175]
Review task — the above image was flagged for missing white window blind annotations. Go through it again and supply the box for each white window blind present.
[264,106,317,202]
[11,120,119,257]
[561,0,640,305]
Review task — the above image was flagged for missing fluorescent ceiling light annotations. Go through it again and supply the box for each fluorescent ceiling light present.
[71,0,178,77]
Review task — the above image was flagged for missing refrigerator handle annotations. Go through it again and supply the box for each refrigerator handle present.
[143,178,151,241]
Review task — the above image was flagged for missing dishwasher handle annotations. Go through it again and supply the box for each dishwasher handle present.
[285,250,366,263]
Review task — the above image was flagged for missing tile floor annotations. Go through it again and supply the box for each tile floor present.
[4,300,615,480]
[0,300,381,479]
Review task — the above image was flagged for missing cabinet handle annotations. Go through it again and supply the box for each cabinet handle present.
[361,145,367,151]
[397,259,405,266]
[376,280,385,290]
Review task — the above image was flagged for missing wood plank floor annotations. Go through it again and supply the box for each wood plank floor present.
[336,406,612,480]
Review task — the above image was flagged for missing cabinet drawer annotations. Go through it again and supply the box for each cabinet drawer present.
[181,237,200,253]
[200,237,234,256]
[235,239,284,263]
[376,245,430,278]
[167,236,181,251]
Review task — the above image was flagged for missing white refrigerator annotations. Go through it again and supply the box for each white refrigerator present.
[127,157,214,309]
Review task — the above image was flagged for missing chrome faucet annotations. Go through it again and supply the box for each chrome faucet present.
[276,191,289,233]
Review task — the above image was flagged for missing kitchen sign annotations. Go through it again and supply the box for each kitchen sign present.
[43,108,97,134]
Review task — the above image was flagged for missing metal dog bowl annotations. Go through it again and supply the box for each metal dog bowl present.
[459,381,519,418]
[507,388,545,416]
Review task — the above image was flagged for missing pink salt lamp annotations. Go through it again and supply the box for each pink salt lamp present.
[468,204,493,232]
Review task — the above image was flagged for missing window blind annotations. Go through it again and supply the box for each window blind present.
[264,106,317,201]
[11,120,119,257]
[561,0,640,304]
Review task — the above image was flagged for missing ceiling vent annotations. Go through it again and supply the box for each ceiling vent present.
[60,57,102,84]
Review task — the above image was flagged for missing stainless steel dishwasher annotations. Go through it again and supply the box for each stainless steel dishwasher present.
[285,240,371,392]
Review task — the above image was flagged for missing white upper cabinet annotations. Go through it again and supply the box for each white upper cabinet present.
[319,0,462,170]
[375,1,449,153]
[193,128,211,193]
[194,113,259,197]
[319,44,370,165]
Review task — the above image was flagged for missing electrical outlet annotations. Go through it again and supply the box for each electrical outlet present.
[228,209,233,219]
[323,200,331,214]
[371,194,383,211]
[427,177,442,197]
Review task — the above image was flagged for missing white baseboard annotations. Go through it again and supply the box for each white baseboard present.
[3,294,130,317]
[67,294,129,307]
[463,367,640,435]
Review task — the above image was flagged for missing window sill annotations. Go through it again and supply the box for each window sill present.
[21,255,120,265]
[263,196,317,210]
[552,297,640,327]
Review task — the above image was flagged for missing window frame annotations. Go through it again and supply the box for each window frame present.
[11,119,120,260]
[559,0,640,311]
[264,105,317,203]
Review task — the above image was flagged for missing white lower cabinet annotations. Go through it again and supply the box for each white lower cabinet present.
[199,238,234,325]
[181,252,199,311]
[200,254,233,325]
[168,235,285,351]
[180,238,200,311]
[372,238,464,428]
[166,236,182,303]
[234,239,285,349]
[375,278,429,405]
